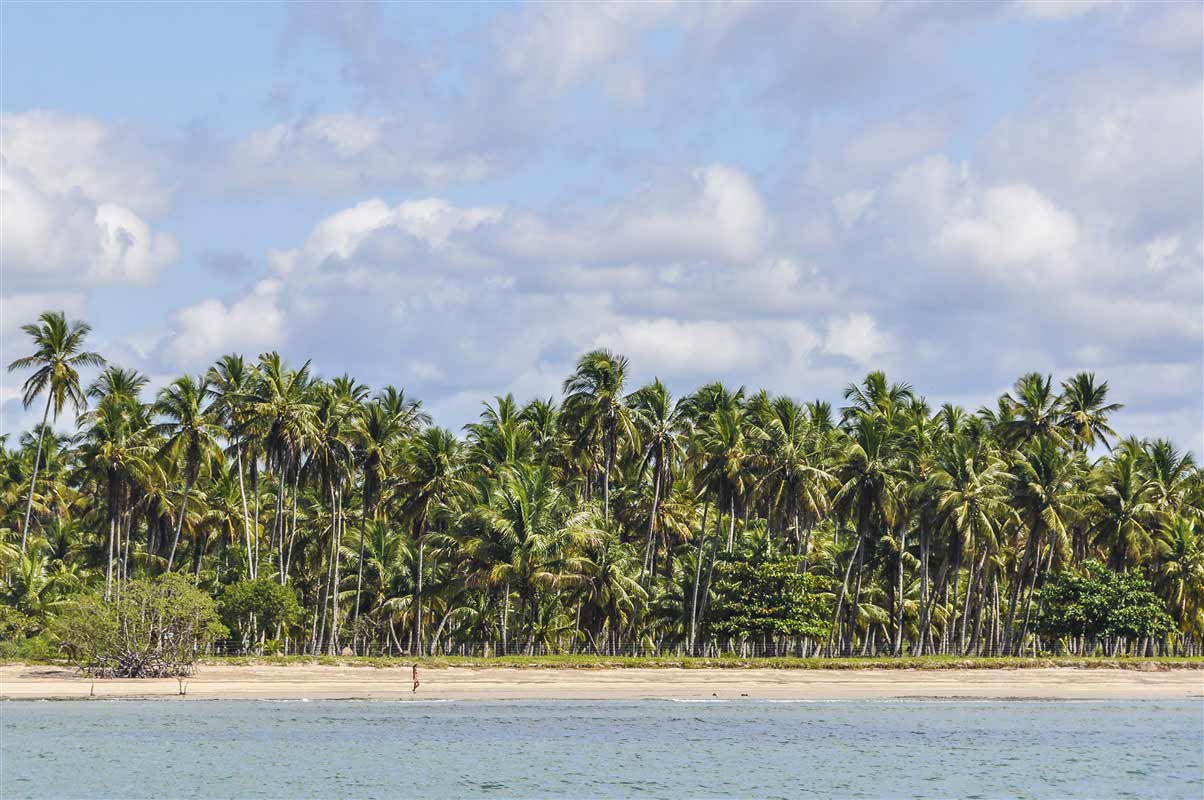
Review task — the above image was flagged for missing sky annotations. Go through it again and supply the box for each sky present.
[2,1,1201,454]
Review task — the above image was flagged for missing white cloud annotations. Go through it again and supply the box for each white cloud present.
[224,113,503,192]
[824,313,894,366]
[938,184,1079,278]
[0,112,177,286]
[496,2,669,92]
[501,164,770,266]
[1014,1,1113,21]
[0,292,86,338]
[0,111,168,214]
[165,280,286,365]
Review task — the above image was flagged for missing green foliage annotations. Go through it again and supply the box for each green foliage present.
[0,605,37,640]
[1036,561,1174,640]
[708,553,827,639]
[52,574,227,677]
[219,578,302,640]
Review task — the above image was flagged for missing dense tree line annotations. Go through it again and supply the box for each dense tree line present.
[3,311,1202,657]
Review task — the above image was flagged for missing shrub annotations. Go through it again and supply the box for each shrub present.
[1035,561,1174,640]
[53,574,226,677]
[218,578,302,646]
[708,553,827,639]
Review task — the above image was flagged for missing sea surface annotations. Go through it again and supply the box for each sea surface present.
[2,699,1200,799]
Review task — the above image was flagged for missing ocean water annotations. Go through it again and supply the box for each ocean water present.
[2,699,1200,799]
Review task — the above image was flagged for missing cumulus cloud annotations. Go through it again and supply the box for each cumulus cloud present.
[824,313,894,366]
[938,184,1079,280]
[1,112,177,286]
[165,280,286,365]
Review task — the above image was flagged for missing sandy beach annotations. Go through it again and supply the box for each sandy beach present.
[2,664,1200,701]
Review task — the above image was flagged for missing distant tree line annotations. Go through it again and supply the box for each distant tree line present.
[3,311,1202,659]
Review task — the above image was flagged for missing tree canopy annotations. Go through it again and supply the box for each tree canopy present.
[2,313,1202,660]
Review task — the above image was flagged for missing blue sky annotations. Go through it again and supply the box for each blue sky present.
[2,1,1201,453]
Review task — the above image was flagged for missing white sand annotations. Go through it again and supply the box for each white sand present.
[2,664,1200,701]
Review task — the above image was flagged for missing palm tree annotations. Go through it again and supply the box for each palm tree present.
[1089,448,1156,572]
[628,379,686,581]
[154,376,224,572]
[6,312,105,551]
[829,411,902,652]
[75,395,156,597]
[206,354,259,576]
[927,437,1013,653]
[1005,438,1086,651]
[1001,372,1067,449]
[1058,373,1122,452]
[563,349,634,523]
[400,427,470,654]
[752,395,832,564]
[1154,515,1204,639]
[468,464,599,653]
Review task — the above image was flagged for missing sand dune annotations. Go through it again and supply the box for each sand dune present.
[2,664,1201,701]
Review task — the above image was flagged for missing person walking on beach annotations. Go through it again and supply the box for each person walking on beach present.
[412,663,420,694]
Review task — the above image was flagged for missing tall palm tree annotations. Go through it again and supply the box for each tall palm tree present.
[154,376,224,572]
[628,379,686,581]
[1089,448,1156,572]
[400,427,470,654]
[1001,372,1067,449]
[206,354,259,575]
[6,312,105,551]
[829,411,902,652]
[1004,438,1086,650]
[563,349,634,523]
[1058,372,1122,452]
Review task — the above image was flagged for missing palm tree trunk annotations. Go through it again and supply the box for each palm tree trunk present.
[415,530,425,655]
[827,532,863,656]
[639,460,662,584]
[235,445,254,578]
[329,489,345,654]
[19,394,53,553]
[501,582,510,654]
[282,462,301,583]
[848,537,867,652]
[166,473,196,572]
[105,514,116,601]
[602,426,615,523]
[688,499,710,653]
[893,526,907,656]
[353,500,369,621]
[726,494,736,552]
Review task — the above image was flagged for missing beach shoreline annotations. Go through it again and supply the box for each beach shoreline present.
[3,664,1200,701]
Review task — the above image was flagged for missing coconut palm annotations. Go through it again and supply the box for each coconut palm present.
[562,349,634,523]
[1058,372,1122,452]
[6,312,105,551]
[154,376,224,572]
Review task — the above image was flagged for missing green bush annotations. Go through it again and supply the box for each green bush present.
[1035,561,1174,640]
[708,553,827,639]
[218,578,302,644]
[52,574,227,677]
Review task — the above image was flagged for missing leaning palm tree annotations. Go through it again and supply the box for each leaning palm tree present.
[6,312,105,551]
[154,376,224,572]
